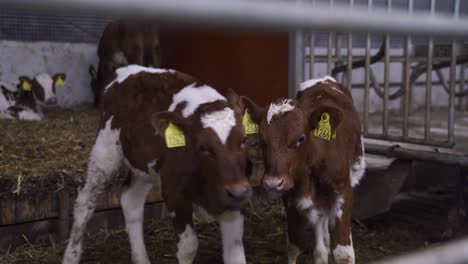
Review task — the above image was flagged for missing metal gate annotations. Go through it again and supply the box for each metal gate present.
[293,0,466,148]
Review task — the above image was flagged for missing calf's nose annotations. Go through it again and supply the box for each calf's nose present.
[263,176,285,191]
[46,97,57,105]
[226,186,250,201]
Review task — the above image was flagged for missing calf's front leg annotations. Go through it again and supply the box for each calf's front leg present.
[170,202,199,264]
[330,190,355,264]
[218,211,246,264]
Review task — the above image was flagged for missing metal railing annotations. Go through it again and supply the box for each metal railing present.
[300,0,465,147]
[1,0,468,263]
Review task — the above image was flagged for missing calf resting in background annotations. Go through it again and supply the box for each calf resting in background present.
[63,65,251,264]
[0,73,66,121]
[242,76,365,264]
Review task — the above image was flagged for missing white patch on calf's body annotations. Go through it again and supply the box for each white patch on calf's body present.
[176,224,199,264]
[201,107,236,144]
[313,217,329,264]
[18,107,43,121]
[299,75,337,91]
[0,89,15,119]
[218,211,246,264]
[350,136,366,187]
[331,196,345,226]
[266,99,295,125]
[105,65,176,92]
[169,83,226,117]
[333,240,355,264]
[89,117,123,176]
[35,73,55,103]
[296,197,313,211]
[306,208,320,224]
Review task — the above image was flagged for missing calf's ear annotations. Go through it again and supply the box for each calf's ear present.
[151,111,189,137]
[240,96,265,124]
[53,73,67,88]
[18,76,33,92]
[225,88,243,115]
[308,105,343,133]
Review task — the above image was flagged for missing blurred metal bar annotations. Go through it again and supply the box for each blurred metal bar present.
[363,0,372,134]
[309,32,315,79]
[327,0,334,75]
[4,0,468,38]
[424,0,436,142]
[289,30,305,98]
[403,0,413,139]
[364,133,453,148]
[347,0,354,90]
[382,0,391,137]
[374,237,468,264]
[448,0,460,145]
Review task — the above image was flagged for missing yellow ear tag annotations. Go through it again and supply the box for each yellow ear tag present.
[91,69,97,79]
[313,112,334,141]
[55,77,66,87]
[22,81,32,91]
[165,122,186,148]
[242,109,259,135]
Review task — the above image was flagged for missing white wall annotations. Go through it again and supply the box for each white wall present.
[0,40,97,106]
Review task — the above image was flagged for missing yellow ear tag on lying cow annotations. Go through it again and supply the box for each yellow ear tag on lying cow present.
[55,77,66,87]
[242,110,259,135]
[22,81,32,91]
[313,112,334,141]
[165,122,186,148]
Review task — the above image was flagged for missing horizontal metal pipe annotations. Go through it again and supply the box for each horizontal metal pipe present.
[2,0,468,37]
[365,143,468,167]
[374,237,468,264]
[364,133,454,148]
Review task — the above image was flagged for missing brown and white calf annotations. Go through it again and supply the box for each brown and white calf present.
[63,65,251,264]
[0,73,66,121]
[92,19,161,106]
[243,76,365,264]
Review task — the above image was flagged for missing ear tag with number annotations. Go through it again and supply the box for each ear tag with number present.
[242,109,259,135]
[22,81,32,91]
[165,122,186,148]
[313,112,335,141]
[55,77,66,87]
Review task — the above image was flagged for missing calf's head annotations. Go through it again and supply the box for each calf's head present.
[242,97,343,193]
[18,73,66,105]
[152,90,251,212]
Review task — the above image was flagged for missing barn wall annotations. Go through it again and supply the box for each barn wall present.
[0,40,97,106]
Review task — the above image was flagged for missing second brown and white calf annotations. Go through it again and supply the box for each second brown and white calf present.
[0,73,66,121]
[63,65,251,264]
[243,76,365,264]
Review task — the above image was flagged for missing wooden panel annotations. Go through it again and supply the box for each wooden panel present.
[160,30,289,106]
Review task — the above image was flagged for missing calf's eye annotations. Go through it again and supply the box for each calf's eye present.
[295,134,306,147]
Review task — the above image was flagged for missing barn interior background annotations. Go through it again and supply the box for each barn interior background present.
[1,0,468,263]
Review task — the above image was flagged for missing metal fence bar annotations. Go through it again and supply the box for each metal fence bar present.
[309,0,316,80]
[424,0,435,142]
[448,0,460,145]
[363,0,372,135]
[402,0,413,139]
[3,0,468,38]
[347,0,354,90]
[374,237,468,264]
[327,0,334,75]
[382,0,391,137]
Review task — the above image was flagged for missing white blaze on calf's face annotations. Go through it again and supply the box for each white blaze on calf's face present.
[201,107,236,144]
[35,73,56,103]
[266,99,295,125]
